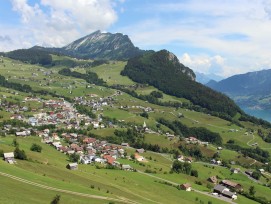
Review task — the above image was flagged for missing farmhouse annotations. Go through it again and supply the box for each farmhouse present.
[3,152,15,164]
[180,183,192,191]
[220,180,243,192]
[213,184,237,200]
[231,168,240,174]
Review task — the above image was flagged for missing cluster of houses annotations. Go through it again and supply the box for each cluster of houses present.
[74,96,114,112]
[184,136,209,146]
[39,130,133,171]
[120,105,153,113]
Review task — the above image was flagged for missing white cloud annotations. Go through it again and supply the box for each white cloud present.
[179,53,244,77]
[1,0,118,51]
[117,0,271,76]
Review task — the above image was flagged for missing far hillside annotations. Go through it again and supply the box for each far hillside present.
[121,50,242,118]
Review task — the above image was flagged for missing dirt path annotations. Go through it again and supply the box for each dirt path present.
[0,171,138,204]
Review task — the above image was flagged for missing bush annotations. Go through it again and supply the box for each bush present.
[252,171,261,180]
[69,152,80,162]
[191,169,199,177]
[51,195,61,204]
[30,143,42,153]
[14,147,27,160]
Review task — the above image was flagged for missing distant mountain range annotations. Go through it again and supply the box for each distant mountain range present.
[207,69,271,109]
[195,72,224,84]
[31,30,145,60]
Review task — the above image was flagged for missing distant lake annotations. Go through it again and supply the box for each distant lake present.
[241,106,271,122]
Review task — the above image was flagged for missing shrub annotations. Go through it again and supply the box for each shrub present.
[30,143,42,153]
[14,147,27,160]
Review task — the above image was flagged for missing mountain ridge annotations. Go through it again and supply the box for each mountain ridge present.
[30,30,145,60]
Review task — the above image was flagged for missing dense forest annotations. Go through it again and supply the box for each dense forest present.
[5,49,52,65]
[121,50,242,118]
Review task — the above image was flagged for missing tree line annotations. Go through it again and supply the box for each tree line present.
[58,68,105,86]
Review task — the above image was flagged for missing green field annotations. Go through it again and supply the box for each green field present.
[0,136,231,204]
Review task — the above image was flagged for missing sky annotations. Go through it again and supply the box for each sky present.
[1,0,271,77]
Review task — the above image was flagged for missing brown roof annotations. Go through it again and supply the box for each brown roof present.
[180,183,191,189]
[221,180,241,188]
[208,176,218,183]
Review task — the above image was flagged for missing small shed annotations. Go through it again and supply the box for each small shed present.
[4,152,15,164]
[122,164,133,171]
[180,183,192,191]
[136,148,145,154]
[67,163,78,170]
[208,176,218,184]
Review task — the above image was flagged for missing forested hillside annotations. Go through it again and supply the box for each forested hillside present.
[5,49,52,65]
[121,50,242,117]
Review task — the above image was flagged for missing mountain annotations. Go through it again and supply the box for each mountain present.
[31,30,145,60]
[207,69,271,110]
[121,50,241,117]
[207,69,271,95]
[195,72,224,84]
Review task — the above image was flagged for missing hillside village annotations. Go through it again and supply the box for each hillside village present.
[1,91,270,203]
[0,39,271,204]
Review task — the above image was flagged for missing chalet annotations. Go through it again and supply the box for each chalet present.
[208,176,218,184]
[94,157,105,163]
[3,152,15,164]
[245,170,253,176]
[67,163,78,170]
[177,155,185,162]
[220,180,243,192]
[211,159,222,165]
[52,142,62,150]
[180,183,192,191]
[134,153,145,162]
[259,169,265,173]
[231,168,240,174]
[185,157,193,163]
[136,148,145,154]
[67,149,75,155]
[81,155,94,164]
[122,164,133,171]
[16,130,30,136]
[121,143,129,147]
[103,155,116,165]
[214,185,237,200]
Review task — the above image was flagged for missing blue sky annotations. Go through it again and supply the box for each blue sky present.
[1,0,271,77]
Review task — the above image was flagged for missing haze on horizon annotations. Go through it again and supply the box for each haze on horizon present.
[1,0,271,78]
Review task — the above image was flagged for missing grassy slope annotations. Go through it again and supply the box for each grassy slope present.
[0,136,227,204]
